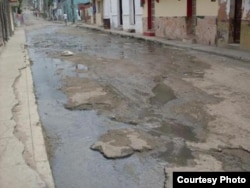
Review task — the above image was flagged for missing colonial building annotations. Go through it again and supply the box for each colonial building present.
[91,0,104,26]
[90,0,143,33]
[78,0,91,23]
[217,0,250,50]
[88,0,119,28]
[122,0,143,33]
[142,0,250,50]
[60,0,89,22]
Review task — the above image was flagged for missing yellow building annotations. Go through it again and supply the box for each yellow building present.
[142,0,250,50]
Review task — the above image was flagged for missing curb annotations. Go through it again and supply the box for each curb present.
[0,28,55,188]
[24,46,55,188]
[76,24,250,62]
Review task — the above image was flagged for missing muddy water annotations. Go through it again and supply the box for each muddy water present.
[26,24,218,187]
[150,83,176,106]
[27,26,168,188]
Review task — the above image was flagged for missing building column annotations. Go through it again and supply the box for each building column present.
[186,0,196,36]
[143,0,155,36]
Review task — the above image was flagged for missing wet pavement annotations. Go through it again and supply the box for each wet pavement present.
[25,12,250,188]
[27,26,167,188]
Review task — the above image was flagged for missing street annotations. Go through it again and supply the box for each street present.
[24,11,250,188]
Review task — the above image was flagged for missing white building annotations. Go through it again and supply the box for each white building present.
[109,0,121,29]
[93,0,142,33]
[122,0,143,33]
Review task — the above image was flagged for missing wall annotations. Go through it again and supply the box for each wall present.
[78,3,91,23]
[142,0,148,32]
[95,0,103,26]
[142,0,148,18]
[122,0,143,33]
[217,0,231,46]
[196,0,218,16]
[240,0,250,49]
[154,0,187,40]
[195,0,219,45]
[110,0,119,28]
[155,0,186,17]
[103,0,110,18]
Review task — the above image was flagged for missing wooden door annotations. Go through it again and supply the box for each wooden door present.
[233,0,242,43]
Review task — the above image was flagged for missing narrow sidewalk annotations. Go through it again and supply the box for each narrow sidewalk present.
[75,23,250,62]
[0,28,54,188]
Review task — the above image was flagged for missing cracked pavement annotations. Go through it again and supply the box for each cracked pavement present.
[22,10,250,188]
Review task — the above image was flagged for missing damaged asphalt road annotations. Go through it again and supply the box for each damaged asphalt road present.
[24,13,250,188]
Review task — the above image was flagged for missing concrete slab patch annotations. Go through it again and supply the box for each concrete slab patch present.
[91,128,157,159]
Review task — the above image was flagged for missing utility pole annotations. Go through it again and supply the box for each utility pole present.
[71,0,75,23]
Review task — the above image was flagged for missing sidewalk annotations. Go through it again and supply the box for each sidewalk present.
[0,28,54,188]
[76,23,250,62]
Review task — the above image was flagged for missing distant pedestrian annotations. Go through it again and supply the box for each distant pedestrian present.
[35,9,38,19]
[63,13,68,26]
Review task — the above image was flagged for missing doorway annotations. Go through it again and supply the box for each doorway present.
[232,0,242,43]
[147,0,152,30]
[119,0,123,26]
[186,0,195,35]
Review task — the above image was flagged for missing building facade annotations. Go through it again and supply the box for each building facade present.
[90,0,143,33]
[78,1,91,23]
[142,0,250,50]
[0,0,16,47]
[122,0,143,33]
[60,0,89,22]
[217,0,250,49]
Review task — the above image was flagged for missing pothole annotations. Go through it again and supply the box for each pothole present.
[149,83,176,106]
[211,147,250,171]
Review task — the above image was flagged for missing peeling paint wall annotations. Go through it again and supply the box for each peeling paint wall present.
[143,0,250,49]
[217,0,231,46]
[196,17,217,45]
[195,1,219,45]
[153,0,187,40]
[142,17,147,32]
[151,0,221,44]
[154,17,187,40]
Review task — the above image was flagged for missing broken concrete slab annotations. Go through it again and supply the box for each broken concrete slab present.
[91,128,157,159]
[61,50,74,56]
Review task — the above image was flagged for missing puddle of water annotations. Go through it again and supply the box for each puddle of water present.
[26,24,217,188]
[75,64,88,71]
[154,121,198,142]
[211,148,250,171]
[154,142,194,166]
[28,32,166,188]
[27,25,178,62]
[150,83,176,106]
